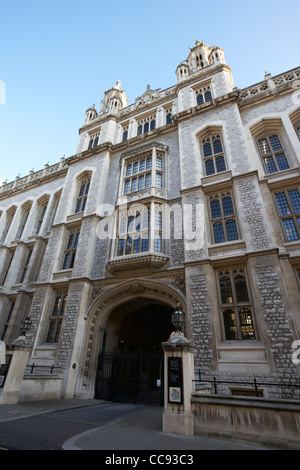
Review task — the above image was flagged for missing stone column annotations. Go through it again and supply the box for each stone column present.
[0,338,31,404]
[162,331,195,437]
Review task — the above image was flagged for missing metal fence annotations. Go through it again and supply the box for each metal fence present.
[195,371,300,399]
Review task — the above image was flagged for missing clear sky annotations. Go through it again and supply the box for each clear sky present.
[0,0,299,184]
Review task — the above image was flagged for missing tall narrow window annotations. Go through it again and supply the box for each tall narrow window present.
[202,134,226,176]
[75,178,90,213]
[16,206,31,240]
[218,268,255,340]
[35,204,48,235]
[257,134,289,174]
[274,188,300,241]
[0,251,14,286]
[62,230,80,269]
[46,291,68,343]
[19,249,33,284]
[0,209,16,243]
[209,192,239,243]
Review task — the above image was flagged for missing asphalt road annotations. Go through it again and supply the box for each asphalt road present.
[0,402,150,450]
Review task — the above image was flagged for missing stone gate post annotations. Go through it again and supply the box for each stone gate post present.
[162,331,195,437]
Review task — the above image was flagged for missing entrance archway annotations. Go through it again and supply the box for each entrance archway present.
[95,299,174,405]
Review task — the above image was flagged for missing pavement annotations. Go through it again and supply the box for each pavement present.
[0,399,269,451]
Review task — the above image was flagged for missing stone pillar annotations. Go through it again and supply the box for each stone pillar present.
[0,338,31,404]
[162,331,195,437]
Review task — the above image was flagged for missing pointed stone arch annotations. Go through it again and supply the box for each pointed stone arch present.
[78,278,186,398]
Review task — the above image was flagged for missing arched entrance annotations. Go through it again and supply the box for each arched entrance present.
[94,298,174,405]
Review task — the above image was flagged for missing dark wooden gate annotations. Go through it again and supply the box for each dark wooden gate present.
[95,352,164,406]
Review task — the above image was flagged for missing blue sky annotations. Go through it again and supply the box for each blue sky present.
[0,0,299,184]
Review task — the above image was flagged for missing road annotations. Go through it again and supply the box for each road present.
[0,402,150,450]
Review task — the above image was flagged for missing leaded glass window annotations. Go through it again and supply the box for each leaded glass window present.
[257,134,289,174]
[209,192,239,243]
[274,188,300,241]
[202,135,226,176]
[218,268,255,340]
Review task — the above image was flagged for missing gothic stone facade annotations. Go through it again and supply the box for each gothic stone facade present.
[1,40,300,402]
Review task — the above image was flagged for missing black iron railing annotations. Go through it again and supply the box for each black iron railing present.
[25,364,62,375]
[195,371,300,398]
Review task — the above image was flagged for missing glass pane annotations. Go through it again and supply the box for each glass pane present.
[63,253,70,269]
[94,137,99,147]
[133,236,140,253]
[138,175,144,190]
[269,134,282,152]
[119,216,127,234]
[205,90,212,101]
[88,139,93,149]
[282,219,299,241]
[126,164,132,176]
[213,138,223,154]
[226,219,239,241]
[166,113,172,124]
[144,122,149,133]
[264,157,277,174]
[150,119,156,131]
[276,153,289,171]
[117,239,124,256]
[127,215,134,232]
[156,157,162,170]
[74,232,80,248]
[124,180,130,194]
[146,157,152,170]
[213,221,225,243]
[122,130,128,142]
[133,162,139,174]
[125,236,132,254]
[137,125,143,135]
[258,138,270,155]
[205,159,215,175]
[210,199,221,219]
[155,212,162,230]
[219,275,233,304]
[223,308,238,340]
[131,177,137,192]
[239,307,255,340]
[288,189,300,214]
[67,233,74,249]
[234,274,249,302]
[145,173,151,188]
[139,159,145,172]
[275,192,290,216]
[203,142,212,157]
[136,212,141,231]
[156,173,162,188]
[141,234,148,252]
[154,233,162,252]
[222,196,234,216]
[197,94,204,105]
[216,156,226,173]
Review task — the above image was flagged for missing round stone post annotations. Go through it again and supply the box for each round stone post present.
[162,331,195,437]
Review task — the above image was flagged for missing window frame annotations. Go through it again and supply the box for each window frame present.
[208,191,240,244]
[217,267,256,341]
[256,133,290,174]
[201,134,227,176]
[273,187,300,242]
[62,229,80,270]
[122,150,164,196]
[46,291,68,344]
[75,177,90,214]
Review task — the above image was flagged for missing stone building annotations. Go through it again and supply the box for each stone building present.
[0,40,300,404]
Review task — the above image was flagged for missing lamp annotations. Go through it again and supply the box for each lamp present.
[20,314,31,336]
[172,302,186,332]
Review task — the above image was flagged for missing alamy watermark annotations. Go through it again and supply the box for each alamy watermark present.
[0,80,6,104]
[95,200,205,251]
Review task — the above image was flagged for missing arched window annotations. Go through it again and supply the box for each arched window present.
[201,134,227,176]
[88,139,93,149]
[209,192,239,243]
[257,134,289,174]
[75,178,90,213]
[195,85,212,106]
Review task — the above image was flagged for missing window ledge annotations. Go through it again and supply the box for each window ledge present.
[264,166,300,189]
[202,169,232,188]
[208,239,246,257]
[52,269,73,280]
[106,253,169,274]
